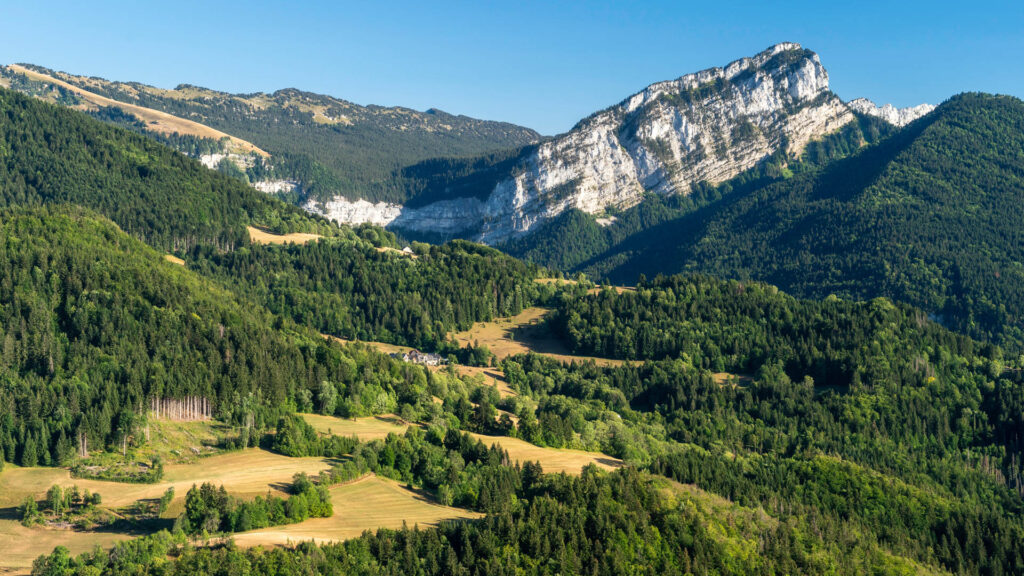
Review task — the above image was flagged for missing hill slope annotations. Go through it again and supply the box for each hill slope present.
[2,63,266,155]
[0,206,418,468]
[576,93,1024,345]
[0,86,336,252]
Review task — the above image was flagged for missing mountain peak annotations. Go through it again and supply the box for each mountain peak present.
[625,43,826,116]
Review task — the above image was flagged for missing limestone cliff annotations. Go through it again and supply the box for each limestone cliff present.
[847,98,935,127]
[307,44,932,243]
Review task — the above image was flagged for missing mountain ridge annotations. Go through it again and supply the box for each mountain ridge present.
[309,43,934,243]
[0,62,542,205]
[2,46,935,247]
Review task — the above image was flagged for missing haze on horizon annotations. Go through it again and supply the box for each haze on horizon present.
[1,0,1021,135]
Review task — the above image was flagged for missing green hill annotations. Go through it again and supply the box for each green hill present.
[0,206,432,468]
[533,273,1024,574]
[0,86,339,252]
[190,239,547,350]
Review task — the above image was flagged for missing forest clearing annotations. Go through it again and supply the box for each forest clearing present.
[230,475,480,548]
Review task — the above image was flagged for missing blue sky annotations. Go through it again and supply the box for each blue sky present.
[2,1,1021,135]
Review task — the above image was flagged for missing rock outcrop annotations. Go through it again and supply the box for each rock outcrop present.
[847,98,935,127]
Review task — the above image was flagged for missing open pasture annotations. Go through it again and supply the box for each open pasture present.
[231,475,480,548]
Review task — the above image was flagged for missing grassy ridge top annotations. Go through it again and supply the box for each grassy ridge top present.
[4,64,267,155]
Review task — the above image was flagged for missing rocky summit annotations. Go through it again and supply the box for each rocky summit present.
[309,43,932,243]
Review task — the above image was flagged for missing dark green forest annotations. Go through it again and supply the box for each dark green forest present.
[189,239,548,349]
[515,274,1024,573]
[0,206,515,472]
[0,87,336,251]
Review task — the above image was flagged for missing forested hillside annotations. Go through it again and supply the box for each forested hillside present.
[567,94,1024,347]
[26,268,1024,574]
[0,207,506,474]
[0,87,334,251]
[190,239,547,349]
[519,274,1024,574]
[4,60,1024,576]
[33,466,950,576]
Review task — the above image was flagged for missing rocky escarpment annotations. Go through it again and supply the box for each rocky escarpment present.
[847,98,935,127]
[310,43,933,243]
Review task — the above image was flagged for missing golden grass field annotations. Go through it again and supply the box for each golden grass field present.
[247,226,323,245]
[0,449,334,574]
[0,449,333,509]
[322,334,415,356]
[375,246,418,258]
[300,414,620,475]
[8,65,266,156]
[231,474,481,548]
[163,254,185,266]
[451,307,625,367]
[468,433,622,474]
[534,277,634,294]
[712,372,754,387]
[0,517,130,576]
[301,414,411,441]
[443,365,518,398]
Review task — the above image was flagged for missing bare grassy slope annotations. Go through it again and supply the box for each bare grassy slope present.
[7,65,265,155]
[231,475,481,548]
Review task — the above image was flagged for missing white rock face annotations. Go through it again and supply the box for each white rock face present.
[847,98,935,127]
[305,197,404,228]
[306,196,490,236]
[252,180,300,194]
[199,153,255,171]
[316,43,924,244]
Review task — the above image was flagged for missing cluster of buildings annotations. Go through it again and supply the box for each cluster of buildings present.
[392,349,446,366]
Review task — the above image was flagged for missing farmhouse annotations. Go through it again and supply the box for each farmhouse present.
[392,349,446,366]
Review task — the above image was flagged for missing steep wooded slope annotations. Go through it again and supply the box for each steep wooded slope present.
[0,87,334,252]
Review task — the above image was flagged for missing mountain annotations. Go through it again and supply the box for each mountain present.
[574,93,1024,346]
[3,46,933,249]
[310,43,933,243]
[0,64,542,204]
[497,111,901,272]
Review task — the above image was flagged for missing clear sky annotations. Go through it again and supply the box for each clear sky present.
[2,0,1021,135]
